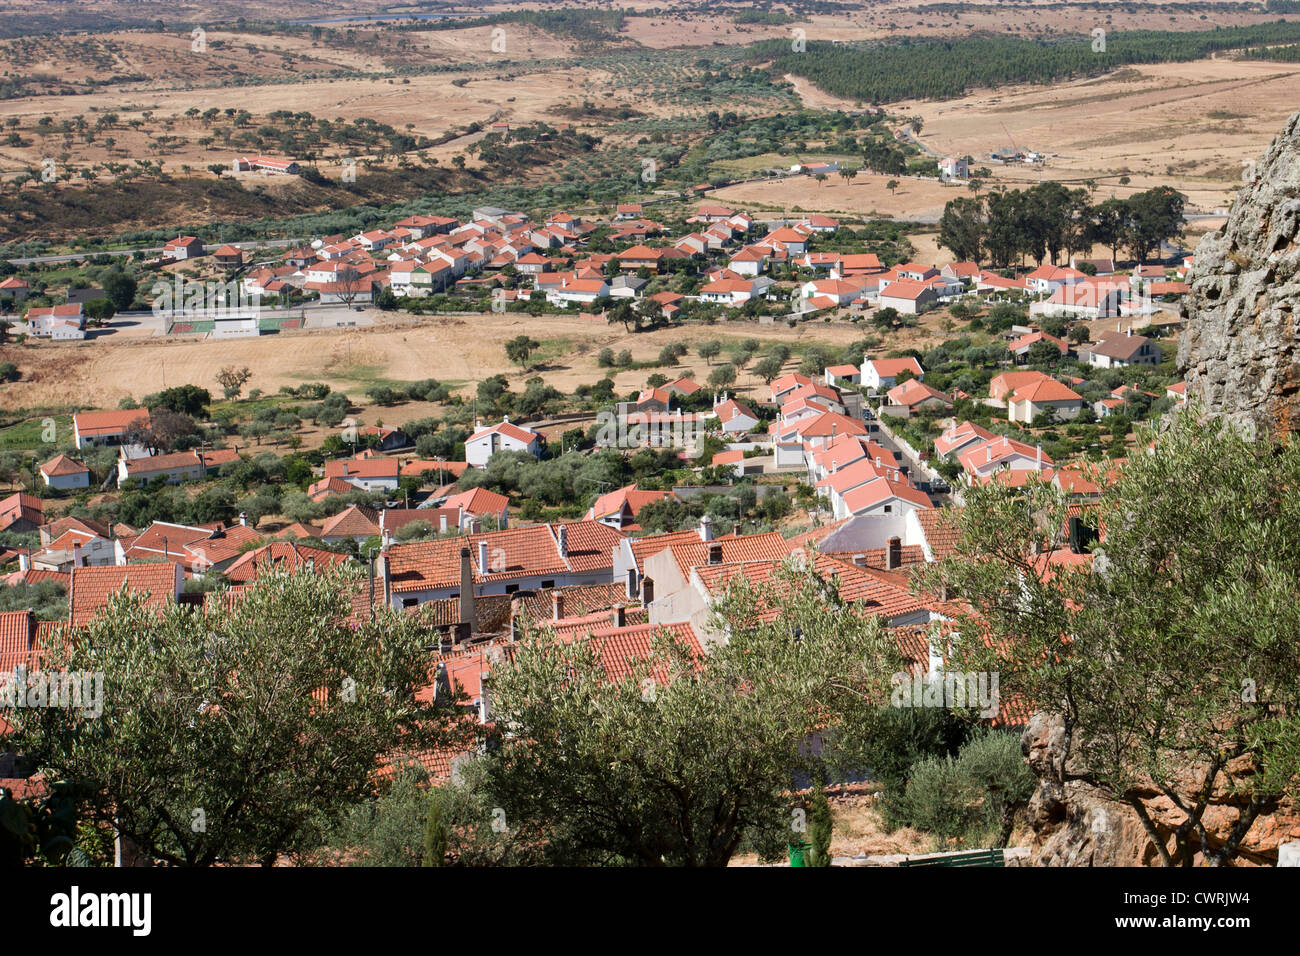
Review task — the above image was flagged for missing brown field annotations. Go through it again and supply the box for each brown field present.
[0,309,889,417]
[912,57,1300,212]
[712,173,974,222]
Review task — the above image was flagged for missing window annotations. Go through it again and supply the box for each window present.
[402,598,418,608]
[505,584,519,594]
[883,505,893,514]
[541,580,555,589]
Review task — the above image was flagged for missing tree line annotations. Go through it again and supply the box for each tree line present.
[939,182,1185,268]
[755,22,1300,103]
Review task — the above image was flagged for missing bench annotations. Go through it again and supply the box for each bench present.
[897,848,1006,868]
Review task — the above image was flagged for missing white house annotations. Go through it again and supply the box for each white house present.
[466,418,542,468]
[1077,328,1162,369]
[939,156,969,180]
[1006,378,1085,423]
[860,356,924,392]
[546,278,609,308]
[712,397,760,436]
[39,454,90,490]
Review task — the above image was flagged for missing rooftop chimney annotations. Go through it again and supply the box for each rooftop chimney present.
[1036,444,1042,469]
[887,536,902,571]
[557,524,568,557]
[459,547,476,633]
[708,542,723,565]
[376,552,391,608]
[611,606,626,628]
[382,528,394,550]
[72,542,83,568]
[698,514,714,542]
[18,552,29,572]
[239,512,248,527]
[552,591,564,621]
[478,540,489,576]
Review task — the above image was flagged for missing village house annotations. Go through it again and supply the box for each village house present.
[1006,378,1085,423]
[1007,329,1069,363]
[39,454,90,491]
[0,277,29,305]
[933,421,997,461]
[162,236,205,261]
[465,418,542,468]
[232,155,300,175]
[958,435,1053,485]
[322,456,402,493]
[117,448,240,488]
[585,484,675,531]
[885,378,952,414]
[381,520,626,607]
[73,409,150,449]
[1077,327,1162,368]
[212,245,243,270]
[860,356,924,392]
[24,303,85,339]
[878,278,939,315]
[711,396,761,435]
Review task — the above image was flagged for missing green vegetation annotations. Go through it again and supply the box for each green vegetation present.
[757,22,1300,104]
[927,409,1300,865]
[11,566,467,866]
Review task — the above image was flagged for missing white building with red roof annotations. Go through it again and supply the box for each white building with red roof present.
[162,235,205,261]
[465,418,542,468]
[1006,377,1084,423]
[38,454,90,490]
[860,356,924,391]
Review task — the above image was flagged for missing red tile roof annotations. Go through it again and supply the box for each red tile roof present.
[69,563,180,626]
[74,409,150,437]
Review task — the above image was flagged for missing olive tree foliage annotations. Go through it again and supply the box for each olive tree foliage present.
[920,406,1300,866]
[477,562,904,866]
[13,566,468,866]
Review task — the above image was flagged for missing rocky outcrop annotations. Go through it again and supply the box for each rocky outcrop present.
[1179,111,1300,438]
[1021,713,1300,866]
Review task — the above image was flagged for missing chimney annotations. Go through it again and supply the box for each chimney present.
[376,552,391,607]
[887,536,902,571]
[611,606,626,628]
[1036,444,1042,469]
[708,542,723,565]
[642,576,655,604]
[72,542,83,568]
[459,547,476,632]
[439,512,448,534]
[698,514,714,542]
[382,528,394,550]
[457,504,465,530]
[557,524,568,557]
[552,591,564,621]
[626,568,638,600]
[18,552,29,572]
[985,445,992,463]
[238,512,248,527]
[478,540,489,576]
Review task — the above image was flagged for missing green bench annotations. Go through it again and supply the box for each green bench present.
[897,848,1006,868]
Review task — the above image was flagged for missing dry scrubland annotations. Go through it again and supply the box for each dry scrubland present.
[0,310,899,415]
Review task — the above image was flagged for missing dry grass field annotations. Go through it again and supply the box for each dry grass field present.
[0,308,889,416]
